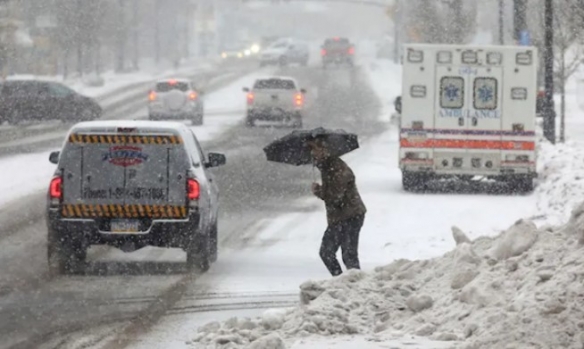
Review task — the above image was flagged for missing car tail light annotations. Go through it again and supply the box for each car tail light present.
[348,47,355,55]
[189,91,198,100]
[247,93,254,105]
[49,176,62,200]
[321,49,327,56]
[295,93,303,107]
[168,79,177,85]
[148,91,156,101]
[187,178,200,200]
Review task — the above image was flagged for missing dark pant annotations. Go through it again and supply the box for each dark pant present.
[319,214,365,276]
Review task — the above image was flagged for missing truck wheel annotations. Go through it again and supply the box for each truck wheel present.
[48,229,86,277]
[186,234,210,273]
[402,172,427,192]
[192,113,204,126]
[245,115,255,127]
[210,222,218,263]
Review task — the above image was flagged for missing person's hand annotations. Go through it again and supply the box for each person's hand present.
[311,183,321,195]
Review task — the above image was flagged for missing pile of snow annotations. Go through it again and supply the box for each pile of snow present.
[535,139,584,226]
[192,211,584,348]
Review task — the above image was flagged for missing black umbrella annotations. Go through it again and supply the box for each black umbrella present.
[263,127,359,166]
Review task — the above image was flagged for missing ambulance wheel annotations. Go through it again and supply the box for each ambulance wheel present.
[508,176,534,194]
[402,172,426,192]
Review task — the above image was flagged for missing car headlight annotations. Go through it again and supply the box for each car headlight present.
[221,52,227,59]
[237,52,243,58]
[251,44,260,53]
[244,49,251,56]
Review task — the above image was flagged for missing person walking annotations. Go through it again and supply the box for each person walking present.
[308,135,367,276]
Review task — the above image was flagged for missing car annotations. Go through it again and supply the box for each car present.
[148,79,205,125]
[243,77,306,128]
[0,80,102,124]
[220,44,246,60]
[321,37,355,68]
[46,120,226,275]
[259,39,309,67]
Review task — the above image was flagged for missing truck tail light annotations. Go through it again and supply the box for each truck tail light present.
[189,91,198,100]
[348,47,355,55]
[294,93,303,107]
[49,176,62,201]
[321,49,327,56]
[247,93,254,105]
[187,178,200,200]
[148,91,157,102]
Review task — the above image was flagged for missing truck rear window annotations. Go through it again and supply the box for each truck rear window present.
[324,38,350,47]
[253,79,296,90]
[156,82,189,92]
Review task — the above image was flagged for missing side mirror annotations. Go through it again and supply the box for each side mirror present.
[300,88,307,94]
[242,87,250,93]
[206,152,226,168]
[394,96,402,114]
[49,151,60,164]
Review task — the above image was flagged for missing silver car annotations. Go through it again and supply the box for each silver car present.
[148,79,205,125]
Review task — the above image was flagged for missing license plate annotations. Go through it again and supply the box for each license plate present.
[111,219,140,233]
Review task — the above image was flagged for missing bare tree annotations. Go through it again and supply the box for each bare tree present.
[553,1,584,143]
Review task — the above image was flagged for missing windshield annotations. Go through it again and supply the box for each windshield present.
[253,79,296,89]
[156,82,189,92]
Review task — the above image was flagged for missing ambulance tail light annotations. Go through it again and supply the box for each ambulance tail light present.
[404,152,428,160]
[49,176,63,205]
[412,121,424,130]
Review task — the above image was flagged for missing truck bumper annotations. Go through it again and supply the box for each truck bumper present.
[47,208,202,250]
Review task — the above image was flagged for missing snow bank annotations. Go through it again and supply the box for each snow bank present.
[535,139,584,226]
[192,214,584,348]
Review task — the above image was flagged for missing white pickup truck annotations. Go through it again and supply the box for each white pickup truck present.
[399,44,538,193]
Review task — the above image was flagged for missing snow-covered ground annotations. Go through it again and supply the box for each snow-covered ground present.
[119,59,584,349]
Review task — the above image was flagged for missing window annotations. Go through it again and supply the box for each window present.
[48,83,74,97]
[473,78,498,110]
[440,77,464,109]
[253,79,296,90]
[156,81,189,92]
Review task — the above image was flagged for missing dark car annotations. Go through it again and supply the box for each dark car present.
[321,37,355,68]
[46,121,226,275]
[0,80,102,124]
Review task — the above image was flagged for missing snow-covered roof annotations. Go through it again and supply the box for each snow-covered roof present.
[69,120,189,135]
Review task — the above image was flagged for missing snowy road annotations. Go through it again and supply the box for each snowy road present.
[1,59,541,349]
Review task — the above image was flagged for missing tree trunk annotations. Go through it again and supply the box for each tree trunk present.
[560,77,566,143]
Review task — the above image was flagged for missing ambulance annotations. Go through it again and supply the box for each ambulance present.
[399,44,538,192]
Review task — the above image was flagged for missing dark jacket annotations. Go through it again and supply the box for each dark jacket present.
[314,156,366,225]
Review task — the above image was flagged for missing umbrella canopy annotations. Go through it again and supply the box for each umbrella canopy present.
[263,127,359,166]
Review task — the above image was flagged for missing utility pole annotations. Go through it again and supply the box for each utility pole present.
[498,0,504,45]
[543,0,555,143]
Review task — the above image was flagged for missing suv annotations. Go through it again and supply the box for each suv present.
[46,121,226,275]
[0,80,102,124]
[259,39,309,67]
[243,77,306,128]
[148,79,205,125]
[321,37,355,68]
